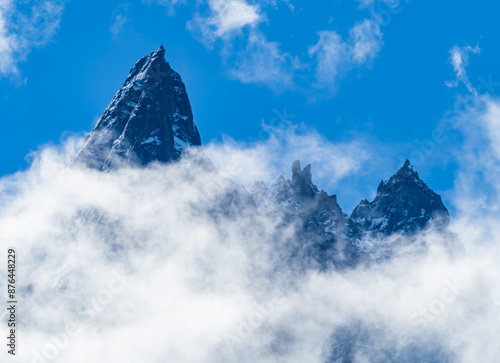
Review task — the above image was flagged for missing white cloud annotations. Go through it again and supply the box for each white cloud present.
[0,0,17,75]
[204,123,371,188]
[183,1,385,94]
[446,44,481,95]
[229,31,298,90]
[309,19,383,94]
[450,97,500,220]
[308,31,346,89]
[356,0,405,9]
[350,19,383,65]
[208,0,261,37]
[2,126,500,362]
[215,17,383,94]
[189,0,262,42]
[146,0,186,13]
[149,0,185,5]
[186,0,297,91]
[110,4,130,35]
[0,0,66,78]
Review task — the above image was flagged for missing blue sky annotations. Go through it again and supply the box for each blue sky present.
[1,0,499,213]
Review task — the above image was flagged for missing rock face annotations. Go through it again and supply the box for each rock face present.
[323,321,454,363]
[252,159,460,268]
[350,160,450,237]
[72,46,460,263]
[250,161,460,362]
[72,46,201,171]
[70,47,462,363]
[251,161,360,269]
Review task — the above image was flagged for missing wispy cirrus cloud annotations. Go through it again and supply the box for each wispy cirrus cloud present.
[110,4,130,36]
[155,0,386,95]
[229,31,300,90]
[145,0,186,15]
[356,0,406,9]
[445,44,481,95]
[0,0,16,75]
[350,19,383,65]
[0,0,66,78]
[308,31,346,89]
[309,19,383,95]
[187,0,296,91]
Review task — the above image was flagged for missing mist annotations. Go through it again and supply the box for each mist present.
[1,98,500,363]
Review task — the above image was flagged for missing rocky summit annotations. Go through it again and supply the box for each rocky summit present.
[72,47,462,265]
[251,160,359,269]
[72,46,201,171]
[252,159,461,269]
[351,160,450,237]
[68,47,464,363]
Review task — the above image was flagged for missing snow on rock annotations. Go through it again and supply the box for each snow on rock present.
[72,46,201,171]
[251,160,463,269]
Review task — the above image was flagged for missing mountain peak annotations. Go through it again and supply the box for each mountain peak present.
[292,160,313,184]
[394,159,419,181]
[399,159,415,176]
[123,46,168,87]
[72,47,201,171]
[291,160,317,197]
[352,161,450,235]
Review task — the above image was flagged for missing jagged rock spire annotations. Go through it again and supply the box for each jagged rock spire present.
[72,46,201,171]
[291,160,318,198]
[351,160,450,235]
[251,160,357,269]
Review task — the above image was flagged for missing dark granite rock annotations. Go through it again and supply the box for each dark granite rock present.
[72,46,201,171]
[351,160,450,237]
[251,161,360,269]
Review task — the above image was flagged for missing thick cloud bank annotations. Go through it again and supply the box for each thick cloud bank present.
[1,100,500,362]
